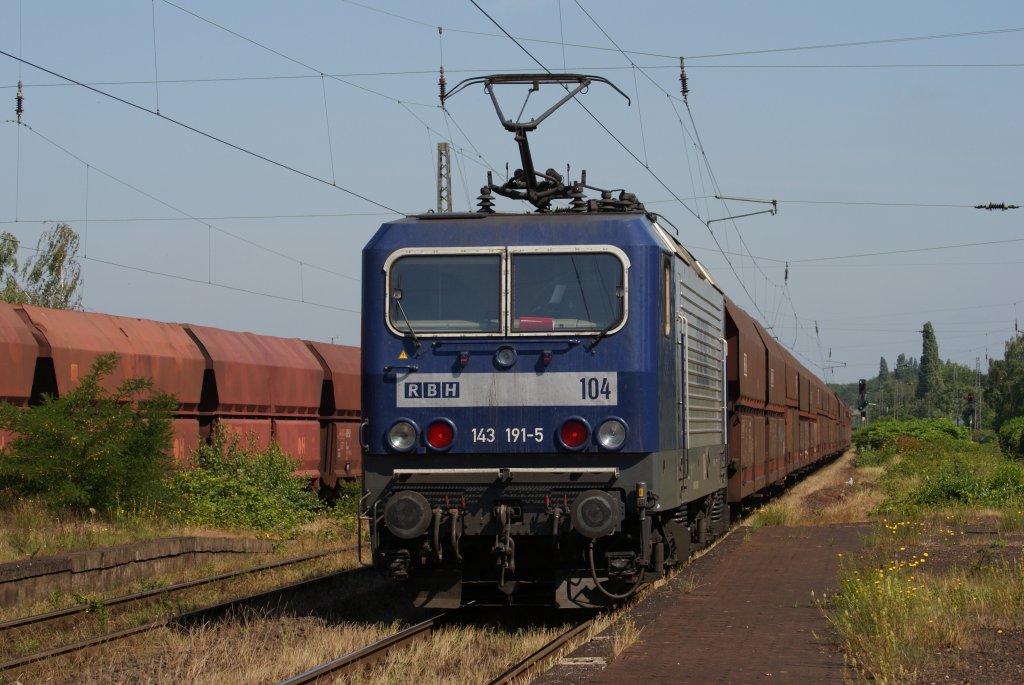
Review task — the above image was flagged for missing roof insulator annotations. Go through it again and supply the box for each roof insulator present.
[679,57,690,101]
[570,183,586,213]
[15,80,24,123]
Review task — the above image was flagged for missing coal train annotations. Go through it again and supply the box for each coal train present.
[0,301,361,486]
[360,74,851,608]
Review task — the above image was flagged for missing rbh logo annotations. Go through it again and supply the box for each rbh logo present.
[404,381,460,399]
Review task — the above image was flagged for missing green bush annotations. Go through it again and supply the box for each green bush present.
[0,354,175,513]
[854,418,968,452]
[997,417,1024,459]
[169,431,321,533]
[873,436,1024,512]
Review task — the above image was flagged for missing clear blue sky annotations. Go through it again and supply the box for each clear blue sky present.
[1,1,1021,383]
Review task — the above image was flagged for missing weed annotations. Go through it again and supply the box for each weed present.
[611,616,640,656]
[1000,508,1024,532]
[74,593,109,630]
[997,417,1024,459]
[14,637,42,654]
[825,554,1024,683]
[747,501,793,532]
[854,418,968,452]
[0,354,176,513]
[168,431,321,533]
[823,421,1024,682]
[676,574,701,595]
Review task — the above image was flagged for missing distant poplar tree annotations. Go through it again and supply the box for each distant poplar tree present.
[895,353,909,381]
[987,334,1024,429]
[917,322,944,399]
[878,357,889,382]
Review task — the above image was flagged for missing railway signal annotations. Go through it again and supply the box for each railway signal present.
[962,392,976,428]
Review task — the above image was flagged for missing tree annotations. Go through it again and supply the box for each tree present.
[0,223,83,310]
[893,353,918,386]
[878,356,889,382]
[0,354,175,512]
[987,334,1024,429]
[0,232,20,300]
[917,322,944,400]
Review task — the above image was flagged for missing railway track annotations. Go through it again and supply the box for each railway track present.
[274,608,599,685]
[276,613,449,685]
[487,617,597,684]
[0,545,363,672]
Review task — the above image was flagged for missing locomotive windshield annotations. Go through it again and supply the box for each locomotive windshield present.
[388,254,501,332]
[385,247,627,336]
[511,252,623,332]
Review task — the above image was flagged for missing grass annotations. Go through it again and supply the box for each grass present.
[740,450,886,532]
[0,548,364,661]
[14,605,575,685]
[746,501,795,532]
[0,478,361,564]
[819,422,1024,683]
[0,498,190,563]
[0,496,359,628]
[826,551,1024,684]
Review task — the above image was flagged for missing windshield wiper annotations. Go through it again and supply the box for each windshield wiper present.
[392,288,422,352]
[589,287,624,351]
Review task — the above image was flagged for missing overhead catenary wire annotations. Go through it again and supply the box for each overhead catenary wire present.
[645,197,979,208]
[4,62,1024,94]
[336,1,1024,62]
[149,0,161,114]
[703,260,1024,270]
[157,0,434,110]
[569,0,816,367]
[156,0,501,182]
[2,236,359,315]
[0,211,397,223]
[0,50,404,215]
[320,75,338,186]
[4,120,361,283]
[686,235,1024,267]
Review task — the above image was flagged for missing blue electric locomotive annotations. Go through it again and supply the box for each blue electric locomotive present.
[361,207,730,608]
[358,72,740,608]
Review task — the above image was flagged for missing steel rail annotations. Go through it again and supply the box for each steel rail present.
[487,618,596,684]
[276,614,446,685]
[0,566,369,671]
[0,543,356,634]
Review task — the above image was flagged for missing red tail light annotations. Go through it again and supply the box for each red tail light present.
[425,420,455,450]
[559,418,589,450]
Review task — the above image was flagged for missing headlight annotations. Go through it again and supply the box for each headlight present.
[596,418,627,450]
[387,419,418,452]
[494,345,518,369]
